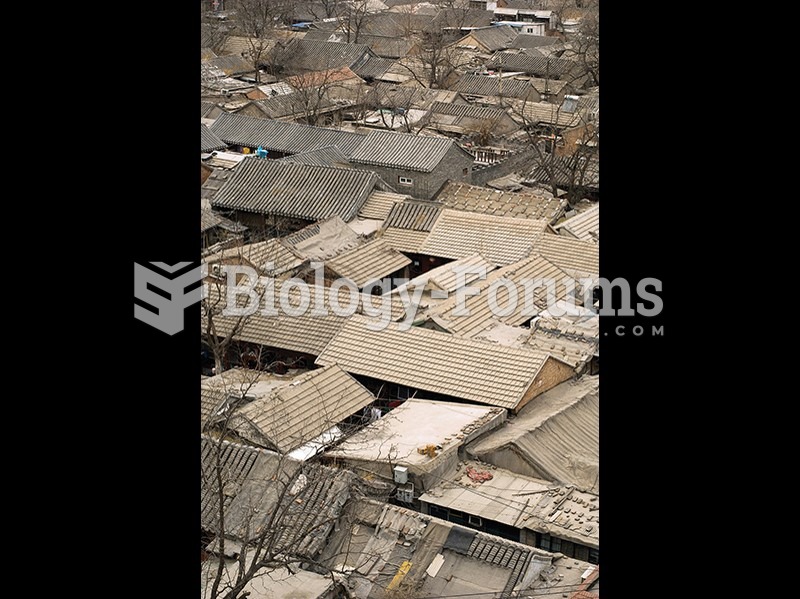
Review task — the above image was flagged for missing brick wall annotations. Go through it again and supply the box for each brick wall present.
[516,357,575,412]
[471,146,537,187]
[355,145,473,200]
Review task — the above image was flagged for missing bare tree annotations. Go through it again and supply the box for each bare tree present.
[229,0,294,83]
[511,94,599,204]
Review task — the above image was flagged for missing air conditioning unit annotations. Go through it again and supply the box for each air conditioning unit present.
[396,483,414,504]
[393,465,408,484]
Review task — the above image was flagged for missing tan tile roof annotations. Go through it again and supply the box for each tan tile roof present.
[420,209,549,266]
[534,233,599,278]
[434,180,566,223]
[429,254,574,337]
[326,238,411,288]
[553,203,599,243]
[358,190,410,221]
[316,315,553,410]
[230,365,375,453]
[205,285,350,356]
[204,238,304,276]
[381,228,431,254]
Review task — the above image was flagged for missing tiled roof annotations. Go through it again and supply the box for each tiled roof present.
[279,145,352,168]
[488,52,579,78]
[456,25,519,52]
[210,112,367,156]
[206,286,348,357]
[204,238,303,276]
[429,101,510,121]
[221,35,277,58]
[274,39,374,73]
[201,208,240,234]
[326,238,411,288]
[210,157,377,222]
[201,387,226,427]
[434,180,566,222]
[518,100,584,127]
[358,190,409,221]
[553,204,599,243]
[420,462,600,548]
[380,229,430,254]
[284,66,362,88]
[200,435,354,557]
[420,209,549,266]
[510,34,561,49]
[350,53,395,80]
[528,77,571,95]
[316,315,552,410]
[452,74,535,99]
[527,155,599,190]
[349,129,464,173]
[428,254,574,337]
[467,376,599,492]
[201,101,217,118]
[202,54,254,76]
[247,91,337,119]
[369,83,462,111]
[526,321,598,368]
[201,124,227,153]
[534,233,599,278]
[383,200,442,231]
[229,365,375,453]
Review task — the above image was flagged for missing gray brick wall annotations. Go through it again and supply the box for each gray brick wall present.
[471,146,538,187]
[354,145,473,200]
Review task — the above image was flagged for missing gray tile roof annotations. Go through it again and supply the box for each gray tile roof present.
[200,208,245,234]
[429,101,510,121]
[210,112,367,156]
[201,124,227,153]
[488,52,579,78]
[201,101,217,118]
[527,155,599,190]
[455,25,519,52]
[349,130,465,172]
[274,39,374,74]
[510,34,561,49]
[202,54,255,76]
[316,315,553,410]
[210,157,378,222]
[452,74,535,99]
[279,145,352,168]
[247,91,337,119]
[349,53,395,80]
[383,200,442,231]
[200,435,354,558]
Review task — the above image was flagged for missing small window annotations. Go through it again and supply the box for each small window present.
[462,168,468,176]
[398,176,413,185]
[468,514,483,527]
